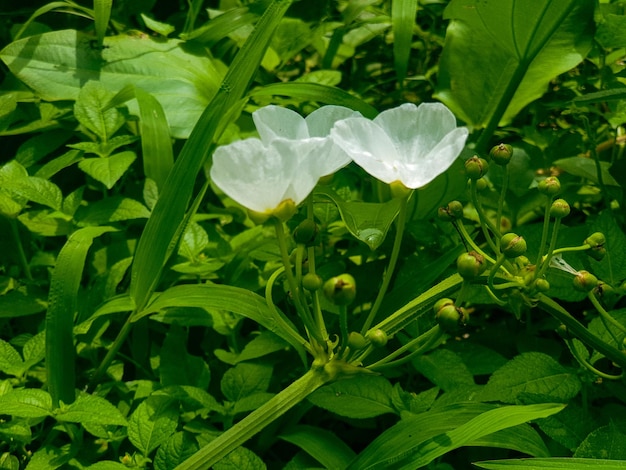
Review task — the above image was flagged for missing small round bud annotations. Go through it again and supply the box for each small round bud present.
[293,219,318,245]
[390,180,412,199]
[347,332,367,350]
[573,270,598,292]
[465,156,489,180]
[302,273,323,291]
[438,201,464,222]
[585,232,606,249]
[366,329,388,347]
[436,304,465,333]
[433,298,455,314]
[500,233,527,259]
[456,251,488,279]
[489,143,513,166]
[557,324,574,340]
[323,274,357,306]
[537,176,561,196]
[595,282,615,298]
[533,278,550,292]
[550,199,570,219]
[474,177,488,192]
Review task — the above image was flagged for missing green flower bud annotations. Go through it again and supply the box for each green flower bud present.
[537,176,561,196]
[557,324,574,340]
[293,219,318,245]
[457,251,487,279]
[573,270,598,292]
[533,278,550,293]
[595,281,615,298]
[465,156,489,180]
[584,232,606,261]
[433,298,455,314]
[323,274,357,306]
[436,304,465,333]
[366,329,388,347]
[474,177,488,191]
[347,332,367,350]
[302,273,323,291]
[438,201,464,222]
[489,143,513,166]
[550,199,570,219]
[500,233,527,259]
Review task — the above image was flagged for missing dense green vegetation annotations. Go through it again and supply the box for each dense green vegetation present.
[1,1,626,469]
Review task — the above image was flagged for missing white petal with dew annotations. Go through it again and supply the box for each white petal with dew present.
[306,105,362,137]
[253,105,309,142]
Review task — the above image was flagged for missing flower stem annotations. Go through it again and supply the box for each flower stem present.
[470,180,499,253]
[306,198,328,341]
[588,291,626,336]
[367,325,443,370]
[536,218,562,279]
[565,337,623,380]
[9,218,32,281]
[535,197,552,268]
[455,220,498,266]
[361,194,410,334]
[495,165,509,250]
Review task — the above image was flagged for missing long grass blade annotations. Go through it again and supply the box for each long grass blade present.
[392,0,418,84]
[93,0,112,49]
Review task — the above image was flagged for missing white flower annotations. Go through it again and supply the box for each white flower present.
[330,102,469,189]
[210,105,360,217]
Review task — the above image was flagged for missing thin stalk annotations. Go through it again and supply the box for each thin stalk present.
[360,195,410,334]
[588,292,626,336]
[534,198,552,268]
[535,218,562,279]
[469,180,499,253]
[454,220,498,266]
[306,198,328,341]
[495,165,509,250]
[90,315,134,387]
[9,218,32,280]
[367,325,443,370]
[339,305,349,347]
[565,338,623,380]
[175,368,332,470]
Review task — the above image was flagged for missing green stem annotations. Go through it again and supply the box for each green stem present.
[551,244,590,256]
[470,180,499,253]
[367,325,443,370]
[565,338,623,380]
[9,218,32,281]
[455,220,498,266]
[535,197,552,268]
[361,194,410,334]
[175,368,333,470]
[495,165,509,250]
[306,198,328,341]
[339,305,349,347]
[588,291,626,336]
[536,218,562,279]
[537,294,626,370]
[90,315,134,387]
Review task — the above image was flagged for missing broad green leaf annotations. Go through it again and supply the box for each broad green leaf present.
[574,422,626,459]
[596,11,626,49]
[135,284,306,362]
[78,151,137,189]
[140,13,176,37]
[75,196,150,225]
[22,331,46,370]
[589,211,626,291]
[24,444,71,470]
[349,403,564,469]
[0,30,224,138]
[232,392,274,415]
[476,352,581,404]
[55,393,128,426]
[0,340,24,377]
[17,209,74,237]
[74,81,124,142]
[154,432,199,470]
[46,226,118,406]
[411,348,475,392]
[474,458,626,469]
[279,425,356,469]
[0,389,52,418]
[129,0,293,318]
[554,157,620,187]
[128,396,179,456]
[0,160,62,211]
[470,423,550,458]
[160,326,211,388]
[435,0,594,138]
[0,285,47,318]
[392,0,418,83]
[249,82,378,119]
[0,421,32,444]
[220,363,272,402]
[35,149,83,181]
[155,385,224,414]
[214,331,289,365]
[316,187,402,250]
[307,375,396,419]
[85,462,130,470]
[537,401,598,451]
[213,446,266,470]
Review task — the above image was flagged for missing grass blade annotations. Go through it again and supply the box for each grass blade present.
[392,0,418,84]
[93,0,112,48]
[474,458,626,470]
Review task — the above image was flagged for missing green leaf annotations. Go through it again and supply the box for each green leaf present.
[74,81,125,142]
[78,151,137,189]
[17,209,74,237]
[0,339,24,377]
[220,363,272,402]
[0,160,63,211]
[476,352,581,404]
[94,0,112,49]
[316,187,402,250]
[140,13,176,37]
[22,331,46,370]
[24,444,72,470]
[588,210,626,287]
[128,396,179,456]
[0,389,52,418]
[0,285,47,318]
[474,458,626,469]
[349,403,564,469]
[213,446,266,470]
[537,401,598,451]
[554,157,620,187]
[0,30,224,138]
[54,393,128,426]
[471,423,551,458]
[279,425,356,469]
[411,348,475,392]
[596,12,626,49]
[435,0,594,134]
[214,331,289,365]
[160,326,211,388]
[46,226,118,407]
[574,422,626,459]
[75,196,150,225]
[154,432,199,470]
[392,0,418,83]
[85,462,130,470]
[155,385,224,414]
[0,421,32,444]
[307,375,396,419]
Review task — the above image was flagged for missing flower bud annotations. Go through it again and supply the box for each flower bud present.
[323,274,356,305]
[347,332,367,350]
[500,233,527,259]
[433,298,455,314]
[584,232,606,261]
[474,177,488,192]
[465,156,489,180]
[557,324,574,340]
[533,278,550,293]
[489,143,513,166]
[456,251,487,279]
[366,329,388,347]
[438,201,464,222]
[550,199,570,219]
[436,304,465,333]
[293,219,318,245]
[302,273,323,291]
[537,176,561,196]
[573,270,598,292]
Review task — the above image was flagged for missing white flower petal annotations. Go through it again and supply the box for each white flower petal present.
[401,127,469,188]
[253,105,309,142]
[305,105,362,137]
[271,139,322,204]
[331,117,402,183]
[210,138,296,213]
